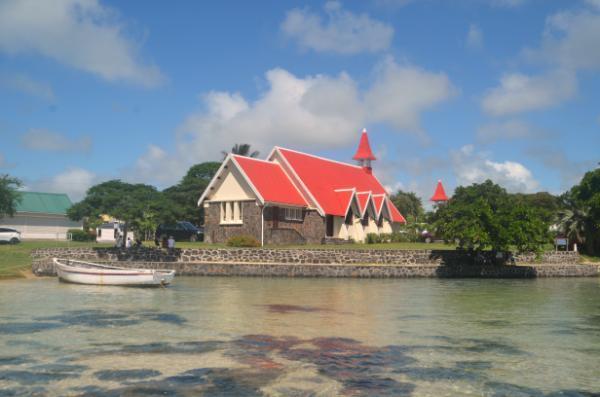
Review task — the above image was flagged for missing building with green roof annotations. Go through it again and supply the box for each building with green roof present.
[0,192,82,240]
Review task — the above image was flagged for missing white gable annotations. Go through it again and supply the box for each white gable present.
[207,166,255,202]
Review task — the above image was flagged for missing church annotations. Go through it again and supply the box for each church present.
[198,130,406,245]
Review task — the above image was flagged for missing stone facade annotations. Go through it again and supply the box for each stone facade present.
[204,202,327,245]
[263,208,325,245]
[204,201,262,244]
[31,247,594,278]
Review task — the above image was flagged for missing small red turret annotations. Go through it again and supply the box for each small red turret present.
[430,180,448,203]
[353,128,376,174]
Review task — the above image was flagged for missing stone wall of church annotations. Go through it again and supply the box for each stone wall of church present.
[204,201,262,244]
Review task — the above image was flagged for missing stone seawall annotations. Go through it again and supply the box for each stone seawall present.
[30,247,579,266]
[31,260,599,278]
[30,247,594,279]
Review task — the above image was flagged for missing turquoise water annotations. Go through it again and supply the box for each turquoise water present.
[0,277,599,396]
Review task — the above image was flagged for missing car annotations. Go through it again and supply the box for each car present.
[155,221,204,242]
[0,227,21,244]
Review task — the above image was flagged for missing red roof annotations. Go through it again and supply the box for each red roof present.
[233,155,308,207]
[352,129,376,161]
[356,192,371,216]
[386,198,406,223]
[277,148,388,217]
[372,194,385,217]
[430,180,448,202]
[333,189,355,217]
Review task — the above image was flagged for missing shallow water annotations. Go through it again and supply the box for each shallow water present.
[0,277,599,396]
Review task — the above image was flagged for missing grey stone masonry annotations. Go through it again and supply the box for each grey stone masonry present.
[32,260,599,278]
[30,247,594,278]
[204,201,262,244]
[30,246,581,265]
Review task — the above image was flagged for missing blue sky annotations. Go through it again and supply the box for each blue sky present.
[0,0,598,202]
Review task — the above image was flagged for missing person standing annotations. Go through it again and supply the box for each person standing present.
[126,237,132,249]
[167,235,175,249]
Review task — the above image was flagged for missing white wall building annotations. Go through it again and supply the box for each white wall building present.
[0,192,82,240]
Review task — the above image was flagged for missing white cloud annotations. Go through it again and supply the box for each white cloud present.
[482,6,600,119]
[0,72,55,101]
[129,145,187,186]
[365,58,457,137]
[481,70,576,116]
[451,145,539,193]
[524,9,600,71]
[29,167,97,202]
[129,60,456,186]
[476,119,548,144]
[132,68,364,185]
[0,0,163,87]
[281,1,394,54]
[585,0,600,9]
[466,24,483,49]
[21,129,92,153]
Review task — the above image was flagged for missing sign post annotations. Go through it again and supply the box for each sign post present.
[555,237,568,251]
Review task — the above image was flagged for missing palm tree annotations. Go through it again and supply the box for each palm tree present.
[557,194,589,247]
[222,144,259,160]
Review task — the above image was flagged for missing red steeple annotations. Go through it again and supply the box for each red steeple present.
[353,128,376,161]
[430,180,448,202]
[353,128,376,174]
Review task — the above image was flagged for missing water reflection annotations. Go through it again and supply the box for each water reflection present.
[0,277,598,396]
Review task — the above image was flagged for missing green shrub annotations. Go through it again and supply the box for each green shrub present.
[68,229,96,242]
[226,235,261,247]
[390,232,405,243]
[366,233,380,244]
[379,233,392,243]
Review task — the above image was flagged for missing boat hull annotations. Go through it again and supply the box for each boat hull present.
[54,259,175,287]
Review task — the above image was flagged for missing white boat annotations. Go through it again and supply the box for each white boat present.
[53,258,175,287]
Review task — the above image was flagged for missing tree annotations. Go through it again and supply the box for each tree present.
[434,180,549,253]
[556,192,588,248]
[162,162,221,226]
[390,190,424,223]
[68,180,178,240]
[221,144,259,159]
[0,174,22,219]
[513,192,560,223]
[565,167,600,255]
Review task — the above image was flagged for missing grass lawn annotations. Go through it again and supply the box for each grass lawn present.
[0,241,112,279]
[268,242,455,250]
[581,254,600,264]
[160,241,455,250]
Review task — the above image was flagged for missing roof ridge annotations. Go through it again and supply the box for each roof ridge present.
[232,154,277,165]
[21,191,70,196]
[276,146,364,170]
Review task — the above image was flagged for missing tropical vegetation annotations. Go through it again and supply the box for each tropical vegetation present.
[390,190,424,223]
[221,143,259,160]
[433,180,549,253]
[0,174,22,219]
[559,167,600,256]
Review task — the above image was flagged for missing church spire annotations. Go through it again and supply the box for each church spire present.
[352,128,376,174]
[430,180,448,203]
